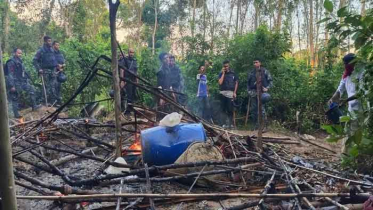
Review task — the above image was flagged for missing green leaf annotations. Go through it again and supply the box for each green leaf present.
[345,16,362,27]
[337,7,349,17]
[349,145,359,157]
[340,116,351,123]
[317,17,331,24]
[326,136,343,143]
[355,36,368,49]
[324,0,333,13]
[351,129,363,145]
[321,124,336,134]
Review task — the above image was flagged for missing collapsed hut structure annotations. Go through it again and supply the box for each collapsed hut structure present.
[2,2,373,209]
[4,49,373,210]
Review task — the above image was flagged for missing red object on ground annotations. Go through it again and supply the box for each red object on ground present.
[364,196,373,210]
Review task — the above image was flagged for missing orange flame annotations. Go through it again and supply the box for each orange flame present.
[19,117,25,124]
[129,139,142,155]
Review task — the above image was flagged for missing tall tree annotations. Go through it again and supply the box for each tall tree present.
[235,0,241,34]
[191,0,197,38]
[361,0,366,16]
[254,0,261,30]
[276,0,284,30]
[1,0,10,52]
[309,0,315,67]
[152,0,158,55]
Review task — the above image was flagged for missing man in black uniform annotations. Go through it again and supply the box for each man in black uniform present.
[169,55,185,104]
[218,60,238,128]
[53,41,66,106]
[123,48,138,114]
[6,48,41,118]
[33,36,59,106]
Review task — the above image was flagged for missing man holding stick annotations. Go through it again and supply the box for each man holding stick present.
[247,58,272,130]
[33,36,60,106]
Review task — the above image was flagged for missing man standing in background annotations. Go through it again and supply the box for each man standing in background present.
[218,60,238,128]
[123,48,138,114]
[53,41,66,107]
[247,58,272,130]
[33,36,59,106]
[6,48,41,118]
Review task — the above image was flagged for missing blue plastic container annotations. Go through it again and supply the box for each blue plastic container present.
[141,123,206,166]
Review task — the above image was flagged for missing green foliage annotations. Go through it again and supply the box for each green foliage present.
[321,2,373,170]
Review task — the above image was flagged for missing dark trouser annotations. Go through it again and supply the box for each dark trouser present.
[56,82,62,104]
[125,83,136,104]
[251,93,271,126]
[197,96,211,121]
[8,80,37,117]
[220,94,234,126]
[42,69,58,105]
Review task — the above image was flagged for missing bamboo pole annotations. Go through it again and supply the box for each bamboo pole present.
[16,192,369,201]
[0,40,18,210]
[255,67,263,151]
[108,0,122,158]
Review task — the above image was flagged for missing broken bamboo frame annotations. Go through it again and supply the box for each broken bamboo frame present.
[16,192,371,200]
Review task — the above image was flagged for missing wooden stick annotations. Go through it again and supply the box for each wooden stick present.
[288,173,316,209]
[298,135,337,154]
[256,67,263,152]
[285,161,372,186]
[145,164,156,210]
[257,171,276,208]
[16,192,369,200]
[304,182,349,210]
[245,97,251,126]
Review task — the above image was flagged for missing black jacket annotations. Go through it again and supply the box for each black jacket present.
[247,67,273,91]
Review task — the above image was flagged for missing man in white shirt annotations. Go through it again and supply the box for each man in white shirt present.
[328,53,362,154]
[329,53,361,113]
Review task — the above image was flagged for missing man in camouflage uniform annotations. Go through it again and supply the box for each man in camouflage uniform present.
[6,48,41,118]
[33,36,59,106]
[53,41,65,106]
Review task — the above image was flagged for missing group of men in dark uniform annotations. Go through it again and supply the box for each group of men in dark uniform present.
[4,35,66,118]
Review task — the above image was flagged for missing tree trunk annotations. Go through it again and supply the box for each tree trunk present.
[40,0,56,40]
[191,0,197,38]
[276,0,283,30]
[203,0,206,44]
[1,0,10,52]
[210,0,215,53]
[303,0,310,66]
[254,0,260,30]
[235,0,241,34]
[297,5,302,56]
[227,0,234,45]
[315,0,320,67]
[152,0,158,56]
[361,0,366,16]
[0,39,18,210]
[309,0,315,68]
[239,0,249,34]
[137,0,144,50]
[108,0,122,158]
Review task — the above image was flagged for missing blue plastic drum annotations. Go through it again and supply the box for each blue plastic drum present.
[141,123,207,166]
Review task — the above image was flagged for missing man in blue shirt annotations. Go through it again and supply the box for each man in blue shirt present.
[196,64,211,121]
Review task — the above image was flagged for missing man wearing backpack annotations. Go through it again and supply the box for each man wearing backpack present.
[33,36,60,106]
[5,48,41,118]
